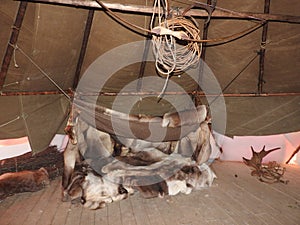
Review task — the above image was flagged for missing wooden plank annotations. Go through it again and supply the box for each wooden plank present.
[148,196,177,225]
[0,194,19,217]
[22,179,60,225]
[64,203,82,225]
[142,197,166,225]
[172,193,209,225]
[185,188,234,224]
[94,204,108,225]
[256,213,285,225]
[10,190,46,225]
[80,207,94,225]
[119,197,136,225]
[36,179,62,225]
[51,197,71,225]
[213,161,300,224]
[107,201,122,225]
[208,182,269,225]
[0,192,34,225]
[129,194,151,225]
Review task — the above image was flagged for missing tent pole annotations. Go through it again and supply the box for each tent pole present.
[0,1,28,90]
[73,9,94,89]
[1,90,300,97]
[286,144,300,164]
[136,11,152,93]
[195,0,213,105]
[257,0,270,94]
[21,0,300,23]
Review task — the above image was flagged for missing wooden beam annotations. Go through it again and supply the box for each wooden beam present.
[196,0,212,94]
[0,1,27,90]
[257,0,270,94]
[1,90,300,97]
[0,90,73,96]
[22,0,300,23]
[73,9,94,89]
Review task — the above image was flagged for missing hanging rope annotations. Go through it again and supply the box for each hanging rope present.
[151,16,202,76]
[11,44,71,101]
[149,0,202,100]
[95,0,264,45]
[0,116,21,128]
[209,53,259,105]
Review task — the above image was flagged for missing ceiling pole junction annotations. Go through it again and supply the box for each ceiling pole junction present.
[73,9,95,90]
[0,1,28,90]
[257,0,270,94]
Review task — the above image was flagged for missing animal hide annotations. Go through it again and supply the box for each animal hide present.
[81,172,133,210]
[102,152,216,199]
[62,118,114,195]
[62,107,219,207]
[64,165,134,210]
[102,107,163,123]
[162,105,207,128]
[176,121,212,165]
[0,167,49,200]
[114,136,173,154]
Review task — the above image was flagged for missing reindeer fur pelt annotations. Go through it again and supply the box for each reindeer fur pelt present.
[162,105,207,128]
[64,152,216,209]
[0,167,50,200]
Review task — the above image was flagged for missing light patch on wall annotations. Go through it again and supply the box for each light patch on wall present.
[214,131,300,165]
[0,135,68,160]
[0,137,31,160]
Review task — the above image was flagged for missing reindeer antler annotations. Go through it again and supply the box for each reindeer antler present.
[243,146,280,169]
[243,146,288,184]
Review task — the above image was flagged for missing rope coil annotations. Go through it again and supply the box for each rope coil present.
[151,16,202,76]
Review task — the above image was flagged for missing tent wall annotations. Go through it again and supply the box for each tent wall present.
[0,0,299,153]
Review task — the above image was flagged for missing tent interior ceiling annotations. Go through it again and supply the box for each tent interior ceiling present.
[0,0,299,153]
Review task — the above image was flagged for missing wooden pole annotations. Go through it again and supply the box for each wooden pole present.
[0,90,73,96]
[286,144,300,164]
[257,0,270,94]
[196,0,212,95]
[194,0,213,107]
[1,90,300,97]
[22,0,300,23]
[73,9,94,89]
[0,1,27,90]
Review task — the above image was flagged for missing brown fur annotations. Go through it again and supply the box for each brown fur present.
[0,167,49,200]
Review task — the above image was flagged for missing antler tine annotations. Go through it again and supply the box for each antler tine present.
[262,145,266,151]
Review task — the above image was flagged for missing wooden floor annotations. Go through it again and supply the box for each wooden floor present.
[0,161,299,225]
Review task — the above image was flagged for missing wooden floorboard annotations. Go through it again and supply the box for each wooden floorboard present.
[0,161,299,225]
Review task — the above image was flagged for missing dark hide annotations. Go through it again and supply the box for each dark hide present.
[128,175,168,198]
[0,167,49,200]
